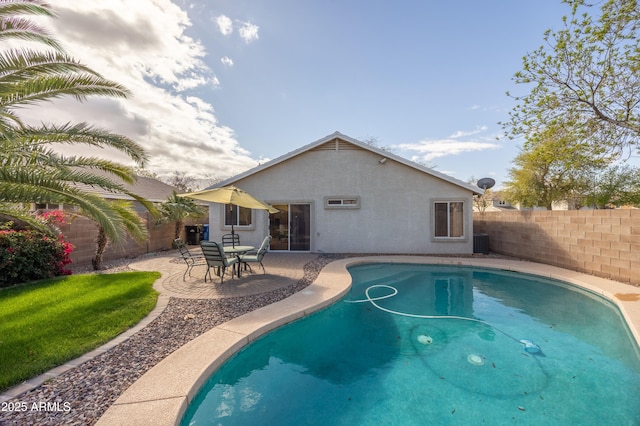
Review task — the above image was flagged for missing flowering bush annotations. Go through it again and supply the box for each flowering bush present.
[40,210,67,226]
[0,213,74,287]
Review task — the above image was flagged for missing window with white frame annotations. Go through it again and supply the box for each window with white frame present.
[434,201,464,238]
[324,196,360,209]
[31,203,62,211]
[224,204,252,226]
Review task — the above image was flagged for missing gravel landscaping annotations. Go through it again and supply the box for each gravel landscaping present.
[0,254,340,426]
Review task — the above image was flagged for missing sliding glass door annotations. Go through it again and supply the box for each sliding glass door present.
[269,204,310,251]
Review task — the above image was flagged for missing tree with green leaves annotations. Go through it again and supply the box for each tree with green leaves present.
[504,126,606,209]
[159,191,206,242]
[504,0,640,160]
[0,0,156,266]
[583,164,640,208]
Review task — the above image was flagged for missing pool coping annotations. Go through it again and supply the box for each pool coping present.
[96,256,640,426]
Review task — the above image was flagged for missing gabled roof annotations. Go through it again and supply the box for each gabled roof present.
[116,175,179,202]
[74,171,179,203]
[214,131,483,195]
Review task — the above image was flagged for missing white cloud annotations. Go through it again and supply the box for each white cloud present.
[214,15,258,45]
[221,56,234,67]
[448,125,488,139]
[26,0,258,181]
[393,126,501,162]
[216,15,233,36]
[186,96,214,112]
[397,138,501,162]
[238,21,259,43]
[214,15,258,44]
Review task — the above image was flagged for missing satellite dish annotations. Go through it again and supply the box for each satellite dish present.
[477,177,496,190]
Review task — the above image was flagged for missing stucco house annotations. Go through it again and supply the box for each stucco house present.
[207,132,482,254]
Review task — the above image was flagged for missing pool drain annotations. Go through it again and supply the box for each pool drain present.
[467,354,485,366]
[417,334,433,345]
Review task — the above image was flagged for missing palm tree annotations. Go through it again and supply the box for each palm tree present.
[0,0,155,256]
[159,191,207,243]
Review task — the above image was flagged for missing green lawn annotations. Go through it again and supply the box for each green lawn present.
[0,271,160,391]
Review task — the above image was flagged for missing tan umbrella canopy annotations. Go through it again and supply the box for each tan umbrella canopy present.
[178,185,278,243]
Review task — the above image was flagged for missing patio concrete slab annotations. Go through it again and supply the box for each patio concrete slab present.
[129,250,318,299]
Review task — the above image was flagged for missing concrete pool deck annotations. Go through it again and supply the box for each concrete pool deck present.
[96,255,640,426]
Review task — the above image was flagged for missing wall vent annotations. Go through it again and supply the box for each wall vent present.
[312,139,363,152]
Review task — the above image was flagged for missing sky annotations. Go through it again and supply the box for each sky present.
[26,0,577,190]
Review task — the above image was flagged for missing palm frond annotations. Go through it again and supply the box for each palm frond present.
[123,189,159,219]
[0,1,58,19]
[12,122,147,165]
[1,165,129,199]
[1,163,157,227]
[59,191,126,243]
[54,167,134,191]
[0,109,22,137]
[0,1,63,52]
[109,200,148,245]
[0,49,102,82]
[159,191,206,222]
[0,171,80,207]
[0,18,64,52]
[57,159,138,183]
[0,170,128,243]
[2,74,130,107]
[1,147,137,181]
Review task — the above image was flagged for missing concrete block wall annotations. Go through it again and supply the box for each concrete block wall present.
[60,215,208,268]
[473,210,640,286]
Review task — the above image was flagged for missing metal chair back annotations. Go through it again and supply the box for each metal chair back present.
[222,233,240,247]
[201,241,237,282]
[255,235,271,261]
[174,238,205,279]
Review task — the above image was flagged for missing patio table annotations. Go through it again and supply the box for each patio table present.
[223,245,254,277]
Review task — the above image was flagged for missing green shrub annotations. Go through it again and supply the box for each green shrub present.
[0,226,73,287]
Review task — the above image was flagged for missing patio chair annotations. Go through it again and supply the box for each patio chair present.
[201,241,238,283]
[239,235,271,274]
[222,233,240,247]
[175,239,206,279]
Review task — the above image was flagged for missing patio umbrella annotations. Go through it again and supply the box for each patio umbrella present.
[178,185,278,246]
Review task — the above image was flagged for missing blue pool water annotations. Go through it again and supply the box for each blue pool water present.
[181,264,640,425]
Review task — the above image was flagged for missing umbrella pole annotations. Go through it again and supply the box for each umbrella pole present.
[231,205,236,248]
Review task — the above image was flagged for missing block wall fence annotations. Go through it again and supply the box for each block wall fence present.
[473,210,640,286]
[60,213,208,267]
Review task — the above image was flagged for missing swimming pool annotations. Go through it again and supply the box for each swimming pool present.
[181,263,640,425]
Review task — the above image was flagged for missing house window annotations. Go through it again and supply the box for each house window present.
[32,203,61,211]
[224,205,252,226]
[325,196,360,209]
[434,201,464,238]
